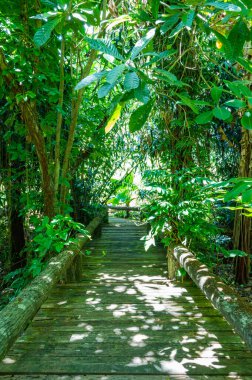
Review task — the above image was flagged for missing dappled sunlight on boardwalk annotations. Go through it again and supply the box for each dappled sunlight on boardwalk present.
[0,218,252,378]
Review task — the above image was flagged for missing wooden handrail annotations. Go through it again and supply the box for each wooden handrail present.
[107,205,140,211]
[171,245,252,349]
[0,215,103,360]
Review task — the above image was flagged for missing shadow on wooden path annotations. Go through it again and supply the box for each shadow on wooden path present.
[1,217,252,379]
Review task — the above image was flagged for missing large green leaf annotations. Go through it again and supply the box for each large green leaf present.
[224,99,246,108]
[155,69,184,87]
[228,19,250,57]
[30,12,58,20]
[105,103,124,134]
[75,71,107,90]
[241,111,252,130]
[211,29,234,58]
[237,57,252,74]
[152,0,160,18]
[34,16,61,47]
[129,100,154,132]
[106,64,125,84]
[224,182,250,202]
[211,86,222,103]
[130,28,156,60]
[206,1,242,12]
[160,14,179,35]
[124,72,140,91]
[242,188,252,203]
[213,106,231,120]
[98,82,114,98]
[195,111,213,124]
[85,37,124,61]
[169,21,184,38]
[182,10,195,29]
[134,83,150,104]
[177,94,199,114]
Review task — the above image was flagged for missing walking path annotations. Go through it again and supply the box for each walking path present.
[0,217,252,379]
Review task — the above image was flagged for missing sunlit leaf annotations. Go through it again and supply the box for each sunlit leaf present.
[105,103,123,134]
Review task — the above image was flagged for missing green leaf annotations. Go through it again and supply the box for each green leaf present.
[211,29,234,58]
[182,10,195,29]
[242,189,252,203]
[152,0,160,18]
[237,57,252,73]
[105,102,124,134]
[169,21,184,38]
[206,2,242,12]
[124,72,140,91]
[134,83,150,104]
[30,12,58,20]
[155,69,184,87]
[129,100,154,132]
[98,82,114,98]
[224,99,246,108]
[160,14,179,35]
[227,19,250,57]
[213,106,231,120]
[195,111,213,124]
[85,37,124,60]
[34,16,61,47]
[224,182,249,201]
[224,249,247,258]
[177,94,199,114]
[143,49,176,67]
[131,28,156,60]
[211,86,223,103]
[106,64,125,84]
[75,71,107,90]
[241,111,252,130]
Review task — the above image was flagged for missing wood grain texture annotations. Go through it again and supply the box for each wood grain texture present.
[0,217,251,378]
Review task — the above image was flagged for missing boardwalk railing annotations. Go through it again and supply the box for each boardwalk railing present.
[170,244,252,349]
[0,216,104,360]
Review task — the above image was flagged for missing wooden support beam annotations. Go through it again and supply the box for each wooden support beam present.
[173,245,252,349]
[107,206,140,211]
[0,216,103,360]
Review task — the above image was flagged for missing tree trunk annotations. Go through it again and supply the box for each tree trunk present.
[233,128,252,284]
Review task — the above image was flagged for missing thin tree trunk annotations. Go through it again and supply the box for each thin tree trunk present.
[54,37,65,205]
[233,128,252,284]
[60,50,98,209]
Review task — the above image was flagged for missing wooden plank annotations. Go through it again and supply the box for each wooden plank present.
[2,357,252,375]
[0,217,251,378]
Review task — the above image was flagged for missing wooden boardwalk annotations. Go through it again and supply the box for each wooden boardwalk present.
[1,217,252,379]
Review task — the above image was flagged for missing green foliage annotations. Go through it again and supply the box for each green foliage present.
[2,215,89,298]
[142,169,219,250]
